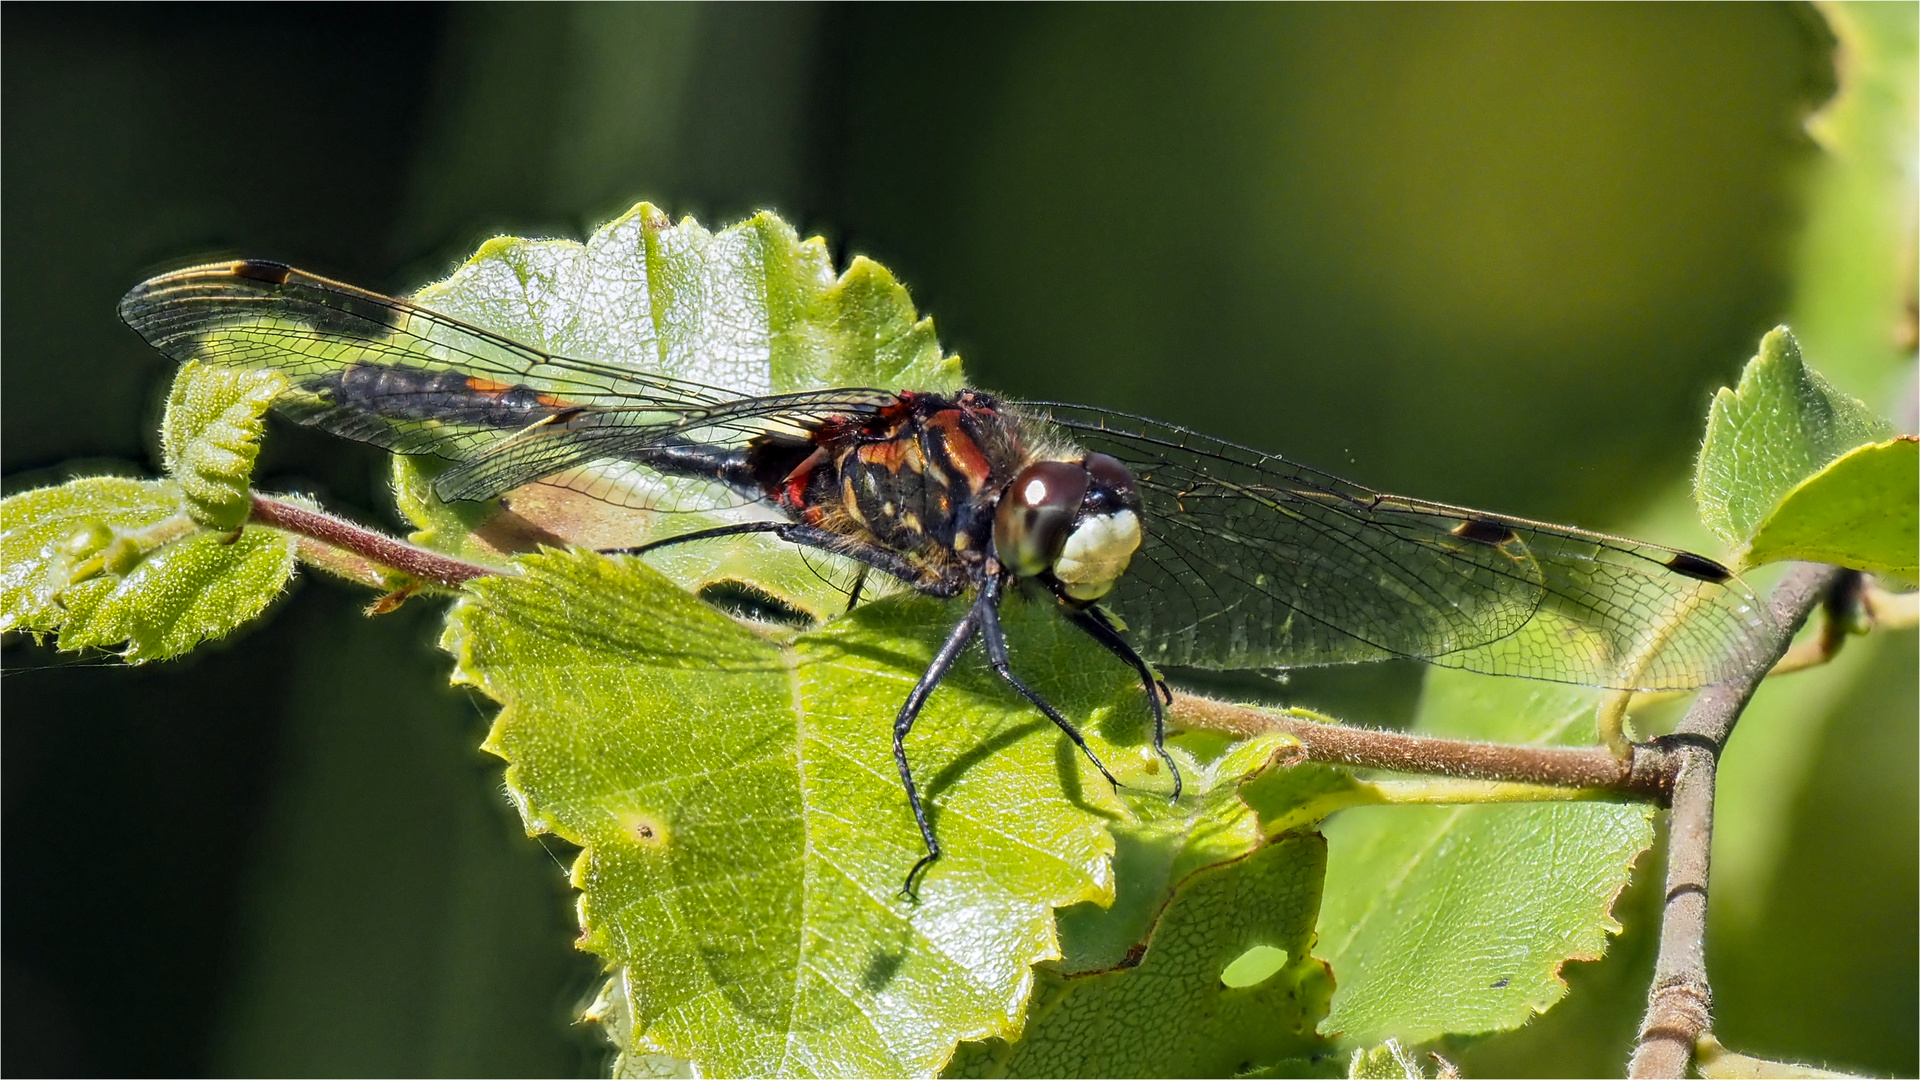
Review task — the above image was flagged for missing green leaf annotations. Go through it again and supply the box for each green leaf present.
[945,736,1339,1078]
[3,476,182,634]
[2,360,296,660]
[54,516,296,662]
[1741,436,1918,580]
[1052,736,1290,975]
[1314,673,1654,1045]
[390,204,963,621]
[415,205,961,398]
[446,548,1167,1077]
[944,835,1335,1079]
[1694,327,1894,549]
[390,454,517,570]
[160,359,285,528]
[0,475,297,661]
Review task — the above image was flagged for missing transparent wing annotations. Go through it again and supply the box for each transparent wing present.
[1029,403,1774,692]
[119,261,894,505]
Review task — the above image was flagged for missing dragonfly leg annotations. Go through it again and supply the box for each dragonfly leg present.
[896,605,984,899]
[607,521,963,599]
[977,578,1122,793]
[774,524,967,598]
[845,566,871,612]
[1067,605,1181,800]
[599,521,785,556]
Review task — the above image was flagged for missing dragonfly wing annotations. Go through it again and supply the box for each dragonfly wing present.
[428,388,898,504]
[120,261,895,505]
[119,260,737,462]
[1033,404,1774,692]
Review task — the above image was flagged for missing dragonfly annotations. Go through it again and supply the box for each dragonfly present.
[120,260,1772,891]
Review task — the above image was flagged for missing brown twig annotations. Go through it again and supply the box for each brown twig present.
[1627,562,1845,1079]
[1170,695,1670,795]
[247,492,497,589]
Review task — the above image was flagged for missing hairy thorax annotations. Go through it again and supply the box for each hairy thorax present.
[772,390,1034,588]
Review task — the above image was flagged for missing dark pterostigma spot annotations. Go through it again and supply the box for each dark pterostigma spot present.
[1665,551,1733,584]
[1451,517,1519,546]
[231,259,293,285]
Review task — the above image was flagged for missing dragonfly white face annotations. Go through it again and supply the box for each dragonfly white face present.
[1052,507,1141,600]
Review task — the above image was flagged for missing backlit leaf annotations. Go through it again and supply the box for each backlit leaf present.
[160,359,284,529]
[1694,327,1893,549]
[369,206,966,623]
[1742,436,1918,580]
[1,359,296,661]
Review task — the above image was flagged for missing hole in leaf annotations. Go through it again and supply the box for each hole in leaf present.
[1219,944,1290,988]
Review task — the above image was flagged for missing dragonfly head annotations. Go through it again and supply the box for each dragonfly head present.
[993,452,1142,600]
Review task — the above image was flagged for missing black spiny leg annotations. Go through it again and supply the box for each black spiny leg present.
[774,524,967,598]
[896,606,985,898]
[605,521,966,599]
[599,521,786,556]
[976,577,1122,793]
[1067,605,1182,800]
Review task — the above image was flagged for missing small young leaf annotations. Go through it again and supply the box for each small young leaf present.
[1347,1039,1428,1079]
[160,359,284,529]
[446,548,1158,1077]
[1695,328,1893,548]
[2,476,183,634]
[0,474,296,662]
[1314,673,1654,1045]
[3,358,298,660]
[1741,436,1918,580]
[56,522,297,662]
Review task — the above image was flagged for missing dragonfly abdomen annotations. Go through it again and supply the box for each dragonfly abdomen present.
[315,365,572,428]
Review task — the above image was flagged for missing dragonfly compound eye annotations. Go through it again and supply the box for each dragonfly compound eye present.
[994,460,1091,579]
[1082,452,1140,513]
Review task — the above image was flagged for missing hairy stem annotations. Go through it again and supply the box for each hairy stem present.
[1171,696,1669,798]
[1627,563,1845,1079]
[248,492,496,590]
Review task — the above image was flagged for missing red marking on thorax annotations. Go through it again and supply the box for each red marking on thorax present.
[779,447,830,519]
[926,409,994,492]
[855,435,922,474]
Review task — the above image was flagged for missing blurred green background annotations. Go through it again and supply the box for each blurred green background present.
[3,4,1911,1077]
